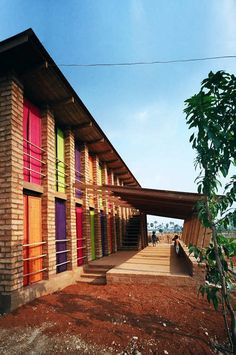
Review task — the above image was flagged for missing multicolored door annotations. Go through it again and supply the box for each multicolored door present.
[108,212,113,253]
[107,172,112,209]
[23,103,30,182]
[89,155,94,205]
[100,211,106,256]
[76,206,84,266]
[23,195,43,286]
[23,99,42,185]
[55,199,67,272]
[98,165,103,209]
[56,128,65,193]
[75,144,82,198]
[89,155,93,183]
[23,195,29,286]
[90,209,95,260]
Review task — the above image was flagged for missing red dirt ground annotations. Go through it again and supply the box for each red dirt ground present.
[0,283,228,354]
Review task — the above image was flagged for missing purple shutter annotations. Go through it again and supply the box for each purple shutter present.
[55,199,67,273]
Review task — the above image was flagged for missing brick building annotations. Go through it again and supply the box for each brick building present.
[0,29,211,313]
[0,29,147,313]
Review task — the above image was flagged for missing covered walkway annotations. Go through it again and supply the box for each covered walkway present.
[107,244,190,276]
[82,244,203,287]
[106,244,196,287]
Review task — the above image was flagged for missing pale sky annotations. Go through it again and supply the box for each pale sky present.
[1,0,236,225]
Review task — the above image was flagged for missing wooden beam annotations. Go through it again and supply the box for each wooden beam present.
[116,171,129,176]
[73,122,92,130]
[87,138,104,145]
[112,166,125,171]
[20,61,49,77]
[122,177,134,182]
[0,33,30,54]
[106,159,119,164]
[97,149,113,155]
[50,96,75,108]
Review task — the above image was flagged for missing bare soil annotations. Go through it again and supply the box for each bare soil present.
[0,283,228,354]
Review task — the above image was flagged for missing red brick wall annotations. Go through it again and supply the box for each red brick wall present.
[0,75,24,312]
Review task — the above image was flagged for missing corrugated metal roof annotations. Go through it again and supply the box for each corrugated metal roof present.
[0,28,140,187]
[106,185,202,219]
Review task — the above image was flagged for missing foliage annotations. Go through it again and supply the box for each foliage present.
[189,236,236,311]
[184,71,236,352]
[147,221,183,233]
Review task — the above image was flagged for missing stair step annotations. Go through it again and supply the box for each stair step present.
[83,266,110,274]
[123,242,138,245]
[125,236,138,239]
[81,272,105,278]
[83,269,107,275]
[85,264,113,270]
[119,246,138,251]
[77,276,106,285]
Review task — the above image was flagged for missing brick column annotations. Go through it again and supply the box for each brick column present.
[65,129,77,269]
[102,164,109,255]
[41,109,56,277]
[0,75,24,313]
[114,176,122,249]
[80,144,92,261]
[110,172,117,252]
[93,156,102,258]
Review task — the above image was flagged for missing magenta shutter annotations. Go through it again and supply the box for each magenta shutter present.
[23,99,42,185]
[29,103,42,184]
[23,100,30,181]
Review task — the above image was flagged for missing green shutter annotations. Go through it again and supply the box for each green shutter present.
[56,128,65,193]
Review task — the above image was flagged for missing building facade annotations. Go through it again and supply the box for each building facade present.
[0,29,147,313]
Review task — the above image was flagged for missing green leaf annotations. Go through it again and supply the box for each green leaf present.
[212,295,219,310]
[189,133,195,143]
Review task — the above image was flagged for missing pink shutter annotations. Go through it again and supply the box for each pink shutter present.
[23,100,30,182]
[29,102,42,185]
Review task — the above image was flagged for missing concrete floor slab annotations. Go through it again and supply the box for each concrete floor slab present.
[86,244,198,287]
[107,244,190,276]
[88,250,139,268]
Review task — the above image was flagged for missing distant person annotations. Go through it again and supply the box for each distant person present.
[151,231,157,247]
[172,235,180,256]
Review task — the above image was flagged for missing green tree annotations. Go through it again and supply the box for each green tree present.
[184,71,236,353]
[154,220,158,230]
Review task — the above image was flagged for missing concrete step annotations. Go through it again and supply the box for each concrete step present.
[123,242,138,245]
[119,246,139,251]
[84,264,113,270]
[83,266,110,274]
[82,269,107,275]
[77,276,106,285]
[80,272,105,279]
[124,236,138,240]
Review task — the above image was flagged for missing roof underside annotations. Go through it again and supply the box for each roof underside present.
[107,185,202,220]
[0,29,139,187]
